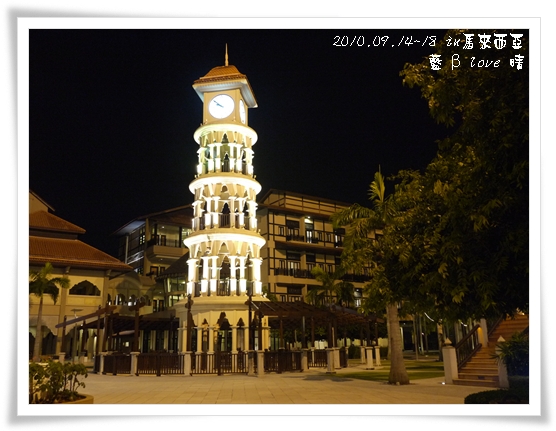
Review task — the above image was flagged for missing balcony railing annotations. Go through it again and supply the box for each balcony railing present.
[286,234,305,242]
[191,280,254,297]
[195,214,251,231]
[146,237,183,248]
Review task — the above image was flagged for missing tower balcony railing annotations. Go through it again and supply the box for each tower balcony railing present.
[198,161,253,177]
[194,214,251,232]
[191,280,255,297]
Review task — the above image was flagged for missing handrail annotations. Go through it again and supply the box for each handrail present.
[487,315,505,338]
[454,324,482,369]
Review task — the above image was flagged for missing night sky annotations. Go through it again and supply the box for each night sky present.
[29,28,455,256]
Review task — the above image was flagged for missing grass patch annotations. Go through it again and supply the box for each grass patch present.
[326,359,445,382]
[337,370,444,382]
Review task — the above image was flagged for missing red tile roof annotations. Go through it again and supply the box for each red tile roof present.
[29,236,132,272]
[29,211,86,234]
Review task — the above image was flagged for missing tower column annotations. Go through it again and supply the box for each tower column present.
[200,256,210,296]
[229,255,237,295]
[237,256,247,295]
[252,257,263,295]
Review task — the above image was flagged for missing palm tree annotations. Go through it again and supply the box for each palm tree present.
[331,168,410,385]
[307,266,354,308]
[29,262,70,361]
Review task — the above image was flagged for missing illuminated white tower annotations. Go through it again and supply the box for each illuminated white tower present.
[176,49,268,354]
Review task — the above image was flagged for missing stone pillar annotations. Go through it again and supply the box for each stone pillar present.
[257,351,265,377]
[360,346,366,364]
[130,351,139,376]
[208,327,215,353]
[326,348,336,374]
[58,352,66,363]
[301,349,308,371]
[196,327,203,352]
[365,347,375,370]
[248,351,255,375]
[231,326,238,352]
[480,318,489,347]
[442,340,458,384]
[496,337,510,388]
[99,352,106,374]
[333,347,341,369]
[244,327,250,351]
[177,326,185,353]
[374,346,382,366]
[183,352,192,377]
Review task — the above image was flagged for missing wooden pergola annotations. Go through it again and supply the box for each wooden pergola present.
[248,300,383,350]
[56,304,179,355]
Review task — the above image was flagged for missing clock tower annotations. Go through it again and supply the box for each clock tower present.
[175,49,268,354]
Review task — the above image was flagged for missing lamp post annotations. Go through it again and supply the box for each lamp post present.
[70,308,82,363]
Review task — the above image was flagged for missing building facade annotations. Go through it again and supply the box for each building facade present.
[29,190,132,359]
[258,189,373,305]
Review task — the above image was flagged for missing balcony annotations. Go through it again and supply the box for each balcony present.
[190,280,255,297]
[286,234,305,242]
[273,268,314,278]
[195,214,252,232]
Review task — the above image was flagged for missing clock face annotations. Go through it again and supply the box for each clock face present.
[208,94,234,119]
[239,99,246,123]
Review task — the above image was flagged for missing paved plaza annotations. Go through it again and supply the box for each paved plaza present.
[82,362,488,405]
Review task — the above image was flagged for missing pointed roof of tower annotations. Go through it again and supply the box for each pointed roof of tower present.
[193,46,257,108]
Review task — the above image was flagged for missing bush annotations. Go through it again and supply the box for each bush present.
[495,332,529,376]
[29,360,88,404]
[348,344,360,359]
[465,376,529,404]
[464,387,529,404]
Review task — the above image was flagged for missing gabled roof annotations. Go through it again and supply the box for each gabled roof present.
[29,236,132,272]
[193,63,257,108]
[29,210,85,234]
[29,190,55,212]
[112,204,193,236]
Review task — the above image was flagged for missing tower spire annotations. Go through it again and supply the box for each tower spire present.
[225,44,228,66]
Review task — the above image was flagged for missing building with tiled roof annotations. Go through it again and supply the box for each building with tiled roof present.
[28,190,132,359]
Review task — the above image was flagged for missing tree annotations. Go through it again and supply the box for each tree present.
[29,263,70,361]
[332,169,410,385]
[307,266,355,308]
[398,29,529,320]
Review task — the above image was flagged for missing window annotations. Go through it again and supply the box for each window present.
[139,227,146,245]
[69,280,101,296]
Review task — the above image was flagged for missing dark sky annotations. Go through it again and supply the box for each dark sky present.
[29,29,451,256]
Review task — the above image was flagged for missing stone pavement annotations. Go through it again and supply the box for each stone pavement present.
[81,362,490,406]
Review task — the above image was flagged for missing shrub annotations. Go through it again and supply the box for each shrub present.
[348,344,360,359]
[29,360,88,404]
[495,332,529,376]
[464,387,529,404]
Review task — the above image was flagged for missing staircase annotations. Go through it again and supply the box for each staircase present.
[453,314,529,388]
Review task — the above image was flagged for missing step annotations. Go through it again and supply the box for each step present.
[460,367,497,374]
[458,372,498,380]
[453,378,499,388]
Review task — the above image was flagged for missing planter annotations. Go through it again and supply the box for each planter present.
[62,394,94,404]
